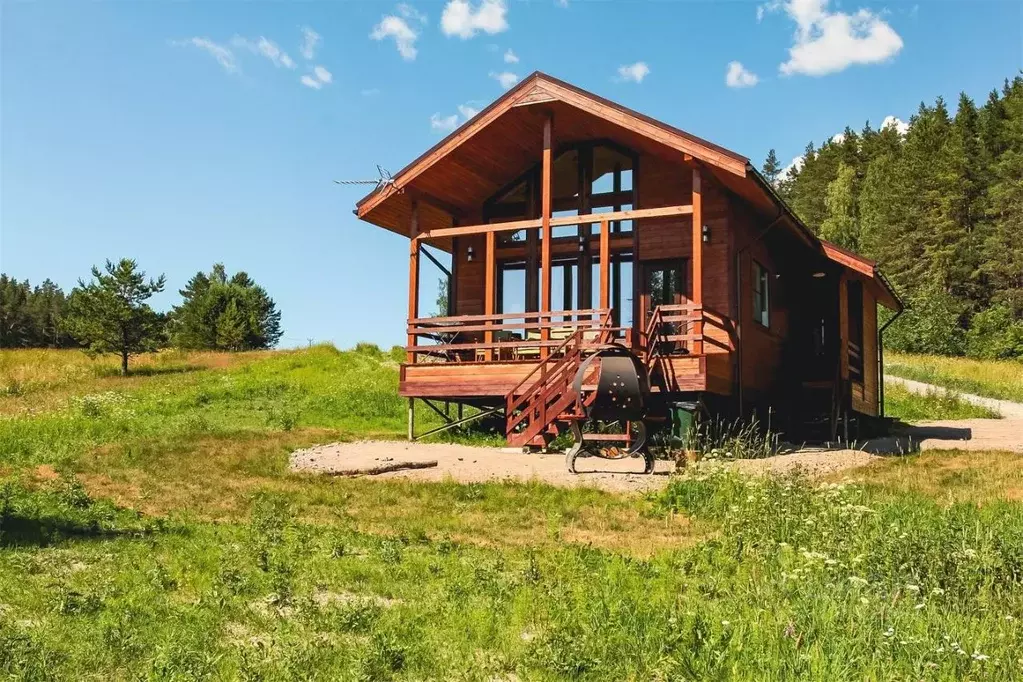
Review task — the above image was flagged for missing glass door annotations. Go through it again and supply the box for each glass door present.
[643,260,687,322]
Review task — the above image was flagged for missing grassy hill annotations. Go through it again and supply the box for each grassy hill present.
[1,347,1022,678]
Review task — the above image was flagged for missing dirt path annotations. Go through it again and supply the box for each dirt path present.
[289,441,881,493]
[881,375,1023,453]
[290,378,1023,491]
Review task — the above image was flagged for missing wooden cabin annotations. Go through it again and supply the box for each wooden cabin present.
[355,72,902,446]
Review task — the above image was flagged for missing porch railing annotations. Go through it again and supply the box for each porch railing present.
[641,303,736,368]
[405,309,629,363]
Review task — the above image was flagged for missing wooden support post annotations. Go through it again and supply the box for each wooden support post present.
[485,230,496,360]
[611,163,622,327]
[577,144,593,315]
[631,156,642,344]
[407,398,415,441]
[599,218,610,309]
[525,170,539,314]
[407,201,420,363]
[540,115,553,359]
[691,167,704,355]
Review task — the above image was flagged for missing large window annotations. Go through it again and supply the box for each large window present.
[753,260,770,328]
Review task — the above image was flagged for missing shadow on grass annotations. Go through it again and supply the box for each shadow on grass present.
[859,422,973,455]
[0,513,153,548]
[94,365,205,378]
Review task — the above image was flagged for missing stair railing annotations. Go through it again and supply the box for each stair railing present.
[504,311,614,442]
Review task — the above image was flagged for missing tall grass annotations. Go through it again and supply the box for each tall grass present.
[1,469,1020,679]
[0,345,498,471]
[887,352,1023,403]
[884,382,1001,420]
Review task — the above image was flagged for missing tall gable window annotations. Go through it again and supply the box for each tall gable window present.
[753,261,770,328]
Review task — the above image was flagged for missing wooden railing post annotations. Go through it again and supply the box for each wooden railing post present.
[691,167,704,355]
[406,201,420,363]
[540,114,553,359]
[485,230,496,361]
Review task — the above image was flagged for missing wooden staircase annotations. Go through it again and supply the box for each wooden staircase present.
[504,314,613,448]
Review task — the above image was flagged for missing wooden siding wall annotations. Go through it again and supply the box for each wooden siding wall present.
[636,153,734,393]
[849,278,880,417]
[732,200,791,400]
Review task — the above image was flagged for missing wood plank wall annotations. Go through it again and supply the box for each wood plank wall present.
[851,280,880,417]
[731,200,790,400]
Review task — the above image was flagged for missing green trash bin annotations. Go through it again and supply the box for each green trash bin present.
[668,401,698,446]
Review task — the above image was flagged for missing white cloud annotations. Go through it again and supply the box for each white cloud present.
[765,0,903,76]
[313,65,332,84]
[398,3,428,24]
[780,154,804,180]
[616,62,650,83]
[881,115,909,135]
[361,88,381,96]
[503,48,519,64]
[556,0,569,6]
[176,37,239,74]
[832,131,846,144]
[300,27,321,60]
[301,65,332,90]
[441,0,509,39]
[489,71,519,89]
[430,112,459,132]
[371,11,422,60]
[232,36,297,69]
[458,104,480,119]
[725,61,759,88]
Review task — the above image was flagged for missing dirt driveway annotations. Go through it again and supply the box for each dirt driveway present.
[880,375,1023,453]
[289,440,881,493]
[290,378,1023,493]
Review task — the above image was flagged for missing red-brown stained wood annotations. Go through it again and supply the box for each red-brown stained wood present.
[691,166,704,355]
[599,218,610,309]
[540,114,553,359]
[485,230,496,360]
[406,201,420,363]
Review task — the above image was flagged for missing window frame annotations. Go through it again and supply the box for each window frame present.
[752,260,771,329]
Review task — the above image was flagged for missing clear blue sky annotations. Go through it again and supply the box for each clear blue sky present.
[2,0,1020,348]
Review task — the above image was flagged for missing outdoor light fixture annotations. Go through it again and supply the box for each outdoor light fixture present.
[702,225,711,243]
[578,236,586,253]
[466,245,475,262]
[812,271,826,278]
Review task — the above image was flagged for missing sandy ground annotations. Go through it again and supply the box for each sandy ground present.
[289,440,881,493]
[881,375,1023,453]
[289,378,1023,492]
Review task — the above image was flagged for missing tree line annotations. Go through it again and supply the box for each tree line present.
[762,73,1023,359]
[1,260,282,374]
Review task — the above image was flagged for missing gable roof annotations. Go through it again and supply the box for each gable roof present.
[353,71,900,311]
[356,71,749,220]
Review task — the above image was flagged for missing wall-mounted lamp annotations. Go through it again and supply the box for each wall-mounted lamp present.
[701,225,711,243]
[812,271,826,278]
[466,245,475,262]
[578,236,587,253]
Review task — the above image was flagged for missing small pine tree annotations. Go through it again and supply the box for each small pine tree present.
[171,263,282,351]
[761,149,781,186]
[64,259,166,375]
[215,299,247,351]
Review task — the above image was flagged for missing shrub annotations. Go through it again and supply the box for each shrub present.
[966,305,1023,360]
[884,288,967,356]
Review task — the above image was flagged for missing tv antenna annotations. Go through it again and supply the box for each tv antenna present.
[334,165,398,192]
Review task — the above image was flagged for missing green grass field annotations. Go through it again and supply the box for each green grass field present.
[883,381,1001,420]
[2,348,1022,679]
[887,352,1023,403]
